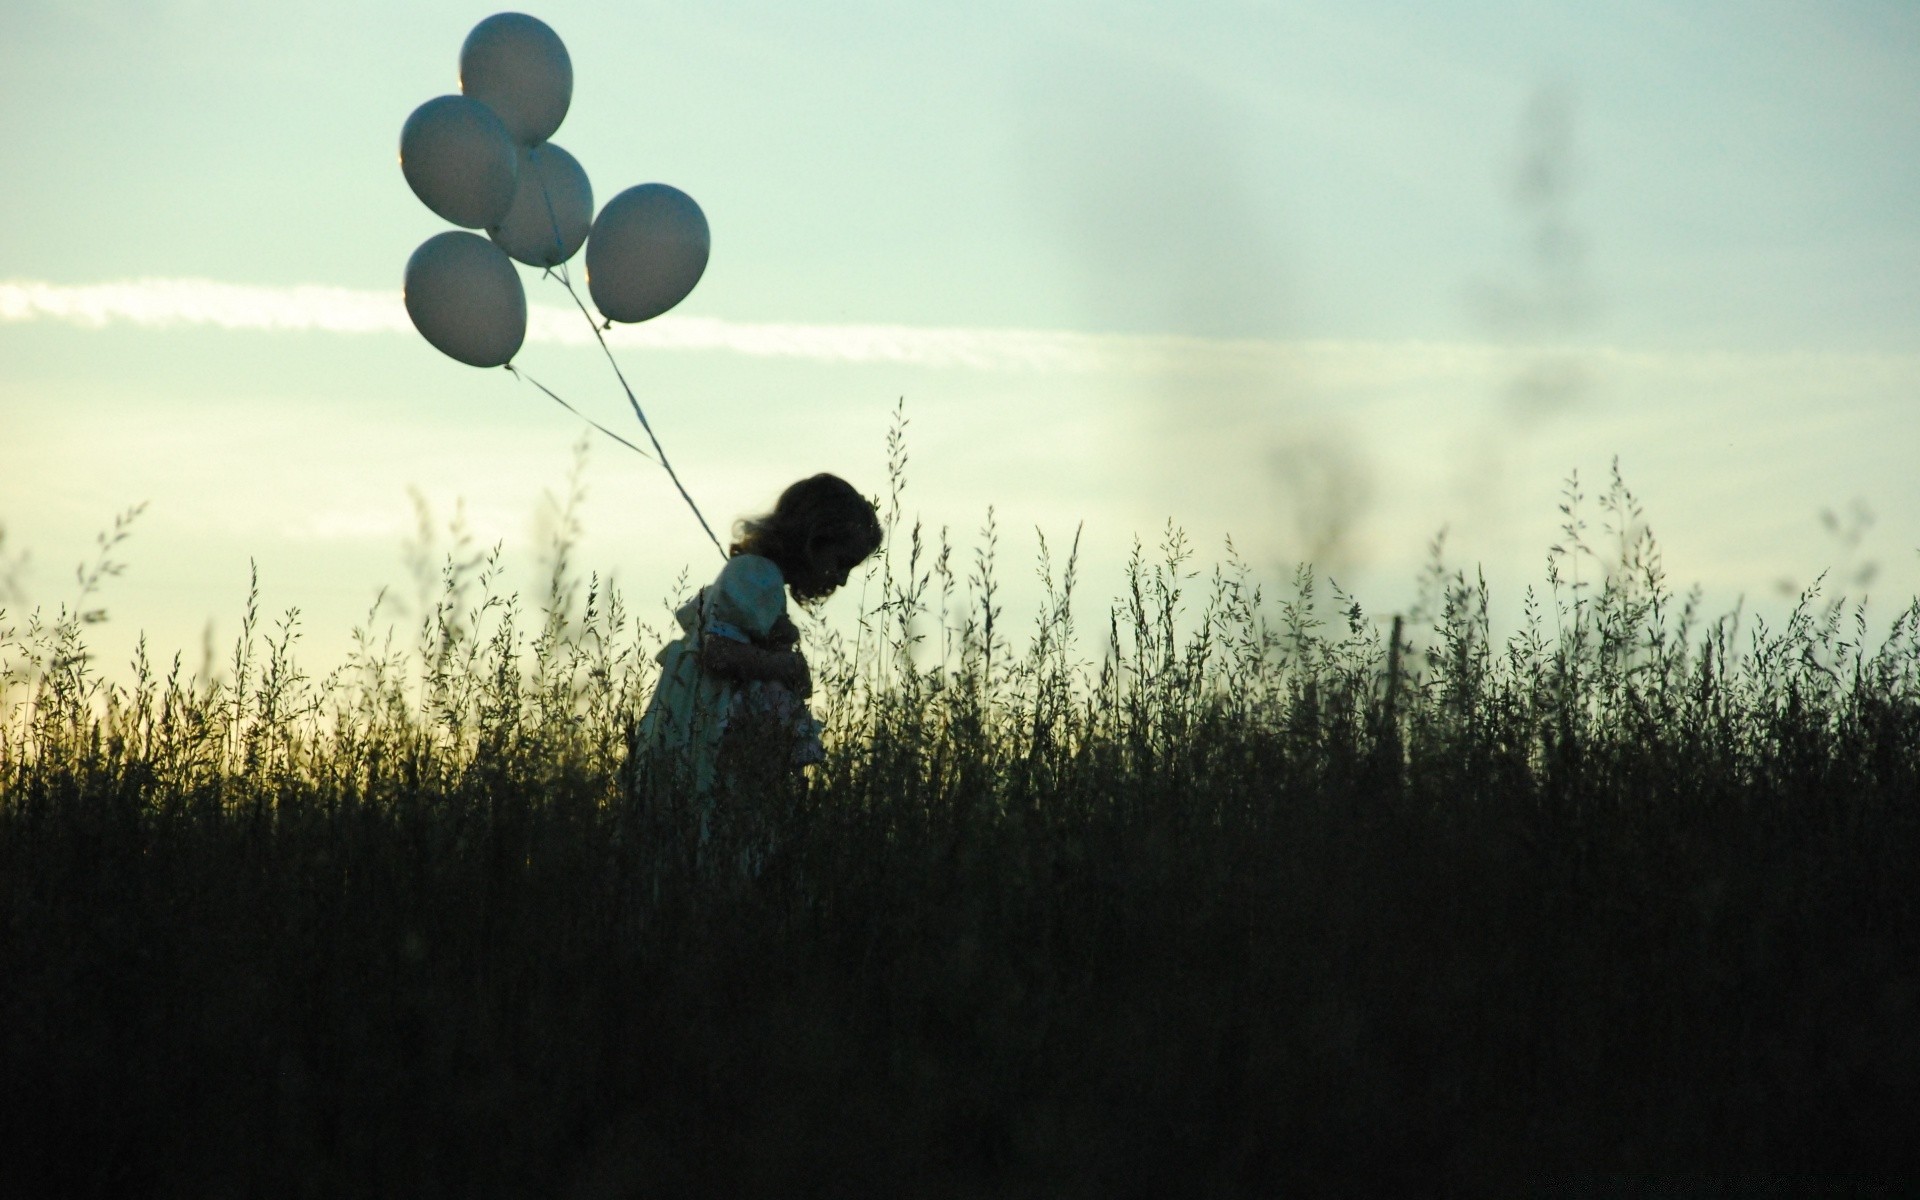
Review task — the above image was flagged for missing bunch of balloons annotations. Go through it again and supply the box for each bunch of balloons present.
[398,12,711,368]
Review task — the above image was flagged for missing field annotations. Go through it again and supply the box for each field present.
[4,425,1917,1196]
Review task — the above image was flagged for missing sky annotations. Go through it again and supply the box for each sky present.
[3,0,1918,690]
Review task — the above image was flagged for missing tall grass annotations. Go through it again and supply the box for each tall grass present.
[3,409,1917,1196]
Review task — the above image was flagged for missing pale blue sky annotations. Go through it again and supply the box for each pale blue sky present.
[3,0,1917,681]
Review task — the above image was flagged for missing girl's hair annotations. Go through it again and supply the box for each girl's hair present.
[730,473,882,601]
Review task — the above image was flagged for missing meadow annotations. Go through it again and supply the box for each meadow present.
[3,414,1917,1196]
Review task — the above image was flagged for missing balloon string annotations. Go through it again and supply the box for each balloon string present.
[504,363,657,463]
[548,257,728,564]
[534,154,567,266]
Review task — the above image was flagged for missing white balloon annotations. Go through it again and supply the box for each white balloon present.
[404,231,527,368]
[460,13,572,146]
[400,95,518,229]
[488,142,592,267]
[585,184,711,324]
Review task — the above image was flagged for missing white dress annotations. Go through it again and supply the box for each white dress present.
[631,554,825,805]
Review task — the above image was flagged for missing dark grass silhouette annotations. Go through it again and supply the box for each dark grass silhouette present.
[4,412,1917,1196]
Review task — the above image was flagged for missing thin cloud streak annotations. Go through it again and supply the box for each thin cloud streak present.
[5,278,1919,387]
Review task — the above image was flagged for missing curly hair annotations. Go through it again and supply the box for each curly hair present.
[729,474,882,602]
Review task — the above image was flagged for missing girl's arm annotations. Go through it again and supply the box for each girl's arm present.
[698,638,812,697]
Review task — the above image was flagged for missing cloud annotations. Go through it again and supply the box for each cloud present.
[1,279,406,336]
[4,278,1919,390]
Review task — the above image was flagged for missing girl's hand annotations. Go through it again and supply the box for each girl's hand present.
[696,637,811,697]
[785,649,813,699]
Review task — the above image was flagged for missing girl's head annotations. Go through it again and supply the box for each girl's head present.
[730,473,882,603]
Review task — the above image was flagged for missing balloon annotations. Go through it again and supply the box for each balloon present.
[488,141,592,267]
[585,184,710,323]
[404,231,527,368]
[460,13,572,146]
[399,95,518,229]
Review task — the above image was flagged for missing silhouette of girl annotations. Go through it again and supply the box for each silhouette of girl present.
[631,473,881,844]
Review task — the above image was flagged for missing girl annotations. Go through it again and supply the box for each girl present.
[631,473,882,828]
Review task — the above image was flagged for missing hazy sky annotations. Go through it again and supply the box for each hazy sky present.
[3,0,1917,684]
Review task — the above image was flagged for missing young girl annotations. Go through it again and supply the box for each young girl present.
[631,473,881,821]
